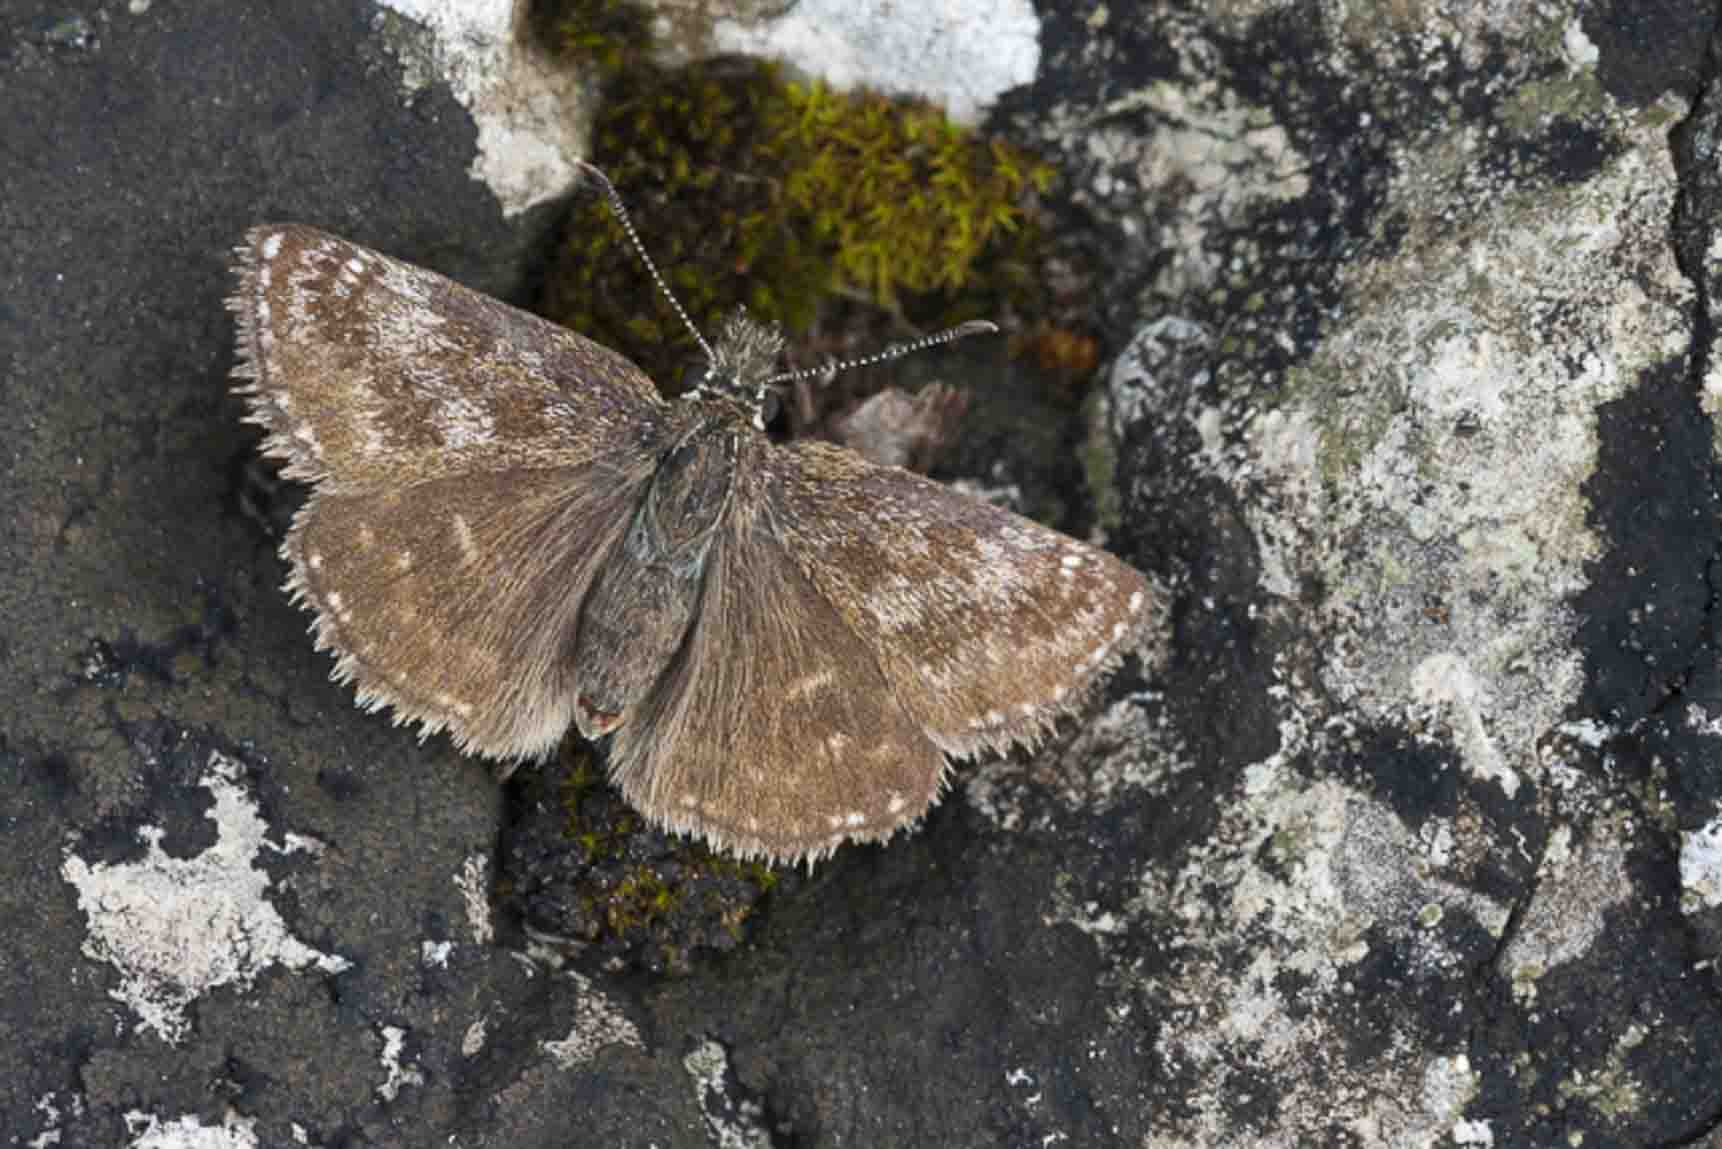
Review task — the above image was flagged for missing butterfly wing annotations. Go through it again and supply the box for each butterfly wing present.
[761,441,1159,760]
[284,464,658,760]
[230,225,670,760]
[229,224,667,491]
[605,445,951,861]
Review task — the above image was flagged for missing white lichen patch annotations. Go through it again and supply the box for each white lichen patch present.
[1115,99,1694,801]
[1499,822,1633,1003]
[462,1014,489,1058]
[455,852,493,945]
[967,692,1188,831]
[1679,815,1722,914]
[1452,1116,1496,1146]
[60,751,351,1045]
[1199,0,1578,63]
[683,1038,773,1149]
[375,0,585,216]
[1295,116,1688,795]
[1040,21,1311,305]
[375,1024,426,1101]
[710,0,1039,124]
[1703,230,1722,449]
[1125,691,1505,1144]
[1186,767,1509,979]
[123,1110,259,1148]
[540,971,643,1069]
[26,1090,79,1148]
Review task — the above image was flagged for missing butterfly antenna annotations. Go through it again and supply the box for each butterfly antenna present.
[577,160,716,363]
[762,320,1000,388]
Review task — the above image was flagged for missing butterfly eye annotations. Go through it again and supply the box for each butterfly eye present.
[678,362,708,394]
[759,389,782,426]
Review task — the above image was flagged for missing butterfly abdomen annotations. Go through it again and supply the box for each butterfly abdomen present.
[571,407,746,738]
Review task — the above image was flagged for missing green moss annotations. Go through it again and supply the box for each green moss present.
[535,0,655,82]
[501,745,786,975]
[541,0,1053,385]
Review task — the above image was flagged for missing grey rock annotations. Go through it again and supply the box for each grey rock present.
[5,0,1720,1146]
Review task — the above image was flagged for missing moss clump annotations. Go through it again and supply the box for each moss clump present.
[762,80,1051,305]
[543,0,654,82]
[540,0,1054,386]
[501,745,787,976]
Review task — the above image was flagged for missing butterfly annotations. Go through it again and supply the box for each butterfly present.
[229,171,1159,863]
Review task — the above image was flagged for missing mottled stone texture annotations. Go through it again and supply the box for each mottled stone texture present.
[4,0,1721,1146]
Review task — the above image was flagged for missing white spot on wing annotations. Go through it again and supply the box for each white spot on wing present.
[787,668,835,701]
[452,515,479,565]
[261,233,283,261]
[433,394,496,450]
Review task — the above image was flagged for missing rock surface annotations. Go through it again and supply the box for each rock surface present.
[3,1,1720,1146]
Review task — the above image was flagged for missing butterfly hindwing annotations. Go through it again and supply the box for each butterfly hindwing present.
[605,444,950,861]
[286,462,660,760]
[761,441,1159,759]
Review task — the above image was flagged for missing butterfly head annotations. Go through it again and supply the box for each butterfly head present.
[691,310,787,429]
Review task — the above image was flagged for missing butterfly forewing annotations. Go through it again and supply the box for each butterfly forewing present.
[606,445,950,861]
[762,441,1159,759]
[230,224,668,491]
[231,224,671,759]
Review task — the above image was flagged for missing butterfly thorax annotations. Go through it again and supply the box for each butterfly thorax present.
[570,401,751,739]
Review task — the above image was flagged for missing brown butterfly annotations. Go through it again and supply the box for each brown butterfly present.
[229,168,1160,863]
